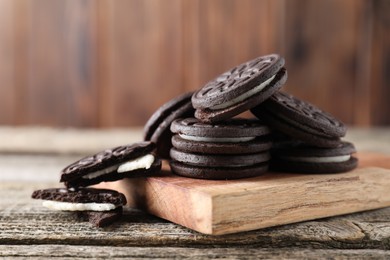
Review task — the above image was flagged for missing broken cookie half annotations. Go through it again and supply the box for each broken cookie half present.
[60,141,162,188]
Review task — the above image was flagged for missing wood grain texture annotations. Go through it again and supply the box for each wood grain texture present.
[187,0,284,91]
[0,0,15,123]
[1,181,390,250]
[283,0,365,124]
[1,245,390,259]
[1,0,390,127]
[370,0,390,125]
[0,138,390,257]
[25,0,99,127]
[100,165,390,235]
[98,0,184,127]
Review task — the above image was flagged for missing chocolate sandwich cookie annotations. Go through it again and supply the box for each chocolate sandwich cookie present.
[271,141,358,173]
[170,148,270,167]
[31,188,127,227]
[192,54,287,123]
[60,142,161,188]
[144,92,195,159]
[169,161,270,180]
[251,91,346,148]
[170,118,272,154]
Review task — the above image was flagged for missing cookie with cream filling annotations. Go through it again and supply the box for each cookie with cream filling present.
[32,187,126,227]
[251,91,346,148]
[271,141,358,173]
[170,118,271,154]
[192,54,287,123]
[60,142,161,188]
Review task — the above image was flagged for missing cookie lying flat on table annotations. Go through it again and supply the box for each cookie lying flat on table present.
[251,91,346,148]
[144,92,195,159]
[60,142,161,188]
[192,54,287,123]
[169,161,270,180]
[170,118,272,180]
[271,141,358,173]
[31,188,127,227]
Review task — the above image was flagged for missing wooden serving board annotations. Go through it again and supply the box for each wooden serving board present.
[98,153,390,235]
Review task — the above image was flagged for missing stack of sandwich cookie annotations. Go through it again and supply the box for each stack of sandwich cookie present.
[170,118,272,179]
[251,91,358,173]
[31,142,162,227]
[31,188,127,227]
[270,141,358,173]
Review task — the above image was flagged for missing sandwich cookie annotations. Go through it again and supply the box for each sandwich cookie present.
[144,92,195,159]
[271,141,358,173]
[170,148,270,167]
[60,142,161,188]
[170,118,272,154]
[192,54,287,123]
[31,188,127,227]
[169,118,272,179]
[169,160,270,180]
[251,91,346,148]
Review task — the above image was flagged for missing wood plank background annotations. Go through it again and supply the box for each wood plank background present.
[0,0,389,127]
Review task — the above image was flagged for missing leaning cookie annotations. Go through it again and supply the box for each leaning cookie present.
[192,54,287,123]
[251,91,346,148]
[31,188,127,227]
[60,142,161,188]
[271,141,358,173]
[144,92,195,159]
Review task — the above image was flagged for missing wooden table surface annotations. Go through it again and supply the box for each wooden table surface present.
[1,127,390,259]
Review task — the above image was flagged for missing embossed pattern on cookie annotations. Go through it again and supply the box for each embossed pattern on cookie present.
[192,54,287,123]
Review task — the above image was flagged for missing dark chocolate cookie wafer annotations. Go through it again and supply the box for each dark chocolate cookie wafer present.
[251,91,346,147]
[271,141,358,173]
[192,54,287,123]
[60,142,161,188]
[32,188,126,227]
[144,92,195,159]
[170,118,271,154]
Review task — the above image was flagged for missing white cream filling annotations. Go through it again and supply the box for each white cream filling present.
[42,200,116,211]
[280,155,351,163]
[117,154,155,173]
[83,165,119,180]
[179,134,255,143]
[82,154,155,179]
[210,74,276,110]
